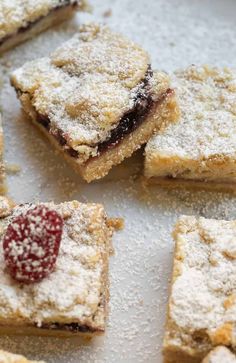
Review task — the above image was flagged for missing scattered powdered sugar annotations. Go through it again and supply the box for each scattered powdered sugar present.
[1,0,236,362]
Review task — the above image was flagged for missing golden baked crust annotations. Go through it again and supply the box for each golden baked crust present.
[0,200,114,335]
[163,215,236,363]
[202,347,236,363]
[145,65,236,189]
[0,0,87,54]
[0,349,45,363]
[11,24,178,181]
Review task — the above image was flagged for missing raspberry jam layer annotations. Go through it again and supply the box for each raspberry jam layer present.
[25,67,172,160]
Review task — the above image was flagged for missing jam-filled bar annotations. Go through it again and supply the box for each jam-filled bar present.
[0,0,87,54]
[202,347,236,363]
[11,23,178,182]
[163,215,236,363]
[0,199,114,336]
[145,65,236,191]
[0,350,45,363]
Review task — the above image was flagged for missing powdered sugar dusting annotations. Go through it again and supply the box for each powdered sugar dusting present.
[0,0,80,41]
[11,23,150,159]
[145,65,236,181]
[1,0,236,362]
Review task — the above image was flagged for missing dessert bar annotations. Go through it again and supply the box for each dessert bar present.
[11,23,178,182]
[145,65,236,191]
[163,215,236,362]
[0,349,45,363]
[202,347,236,363]
[0,0,87,54]
[0,199,114,336]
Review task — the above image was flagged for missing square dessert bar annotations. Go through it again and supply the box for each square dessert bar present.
[202,347,236,363]
[0,0,87,54]
[145,65,236,191]
[0,199,114,336]
[163,215,236,363]
[0,349,45,363]
[11,23,178,182]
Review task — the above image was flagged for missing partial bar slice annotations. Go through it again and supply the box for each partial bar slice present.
[163,215,236,363]
[0,115,6,194]
[202,347,236,363]
[0,349,45,363]
[11,23,178,182]
[0,0,87,54]
[145,65,236,191]
[0,199,114,336]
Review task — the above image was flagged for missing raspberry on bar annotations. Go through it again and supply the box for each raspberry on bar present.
[11,23,178,182]
[3,205,63,283]
[0,349,45,363]
[0,199,115,336]
[0,0,88,54]
[202,347,236,363]
[163,215,236,362]
[145,65,236,191]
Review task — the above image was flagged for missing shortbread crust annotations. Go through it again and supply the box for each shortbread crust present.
[202,347,236,363]
[0,0,87,54]
[145,65,236,190]
[163,215,236,362]
[11,23,178,182]
[0,199,114,336]
[0,349,45,363]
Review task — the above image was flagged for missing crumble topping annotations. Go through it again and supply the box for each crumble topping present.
[202,347,236,363]
[170,215,236,345]
[0,201,113,329]
[146,65,236,171]
[11,23,152,156]
[0,1,82,41]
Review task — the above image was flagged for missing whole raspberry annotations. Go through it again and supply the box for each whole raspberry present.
[3,205,63,283]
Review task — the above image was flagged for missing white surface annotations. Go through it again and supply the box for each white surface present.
[1,0,236,362]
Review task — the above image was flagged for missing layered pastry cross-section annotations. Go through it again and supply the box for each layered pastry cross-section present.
[0,0,87,54]
[202,347,236,363]
[163,215,236,362]
[145,65,236,191]
[0,199,114,336]
[0,349,45,363]
[11,23,178,182]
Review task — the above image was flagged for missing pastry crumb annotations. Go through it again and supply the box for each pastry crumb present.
[107,218,124,231]
[6,163,21,174]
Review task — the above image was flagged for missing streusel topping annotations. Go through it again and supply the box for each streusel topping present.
[0,201,112,329]
[11,23,151,153]
[147,65,236,160]
[203,347,236,363]
[0,1,81,41]
[171,215,236,343]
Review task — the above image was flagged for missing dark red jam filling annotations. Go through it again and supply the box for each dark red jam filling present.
[0,1,76,46]
[41,322,101,333]
[18,66,172,160]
